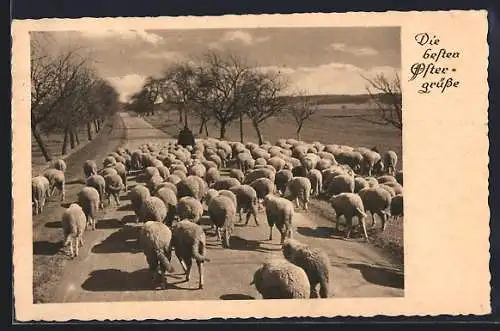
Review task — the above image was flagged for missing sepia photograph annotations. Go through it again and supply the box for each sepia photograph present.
[12,11,490,320]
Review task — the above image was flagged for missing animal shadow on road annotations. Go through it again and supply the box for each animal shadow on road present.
[297,226,342,239]
[91,225,141,254]
[81,268,155,291]
[347,263,404,289]
[45,220,62,228]
[33,241,63,255]
[226,236,280,253]
[220,294,255,300]
[96,218,124,229]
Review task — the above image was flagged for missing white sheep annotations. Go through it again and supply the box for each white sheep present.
[139,196,168,223]
[212,177,241,191]
[243,167,276,185]
[104,173,124,207]
[86,174,106,209]
[113,162,128,191]
[154,187,178,226]
[176,196,204,223]
[205,167,221,186]
[250,177,275,210]
[229,168,245,183]
[251,259,310,299]
[139,221,175,290]
[130,185,151,221]
[229,184,259,226]
[83,160,98,179]
[329,192,369,240]
[275,169,293,196]
[99,167,118,178]
[207,195,236,248]
[307,169,323,198]
[32,176,50,215]
[171,220,211,289]
[325,174,355,197]
[384,150,398,176]
[263,194,294,244]
[43,168,66,201]
[51,159,67,172]
[358,186,392,231]
[61,203,87,258]
[77,186,100,230]
[284,177,312,211]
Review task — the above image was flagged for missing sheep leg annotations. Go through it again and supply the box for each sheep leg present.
[74,237,79,257]
[185,259,193,282]
[216,227,222,242]
[79,236,84,247]
[304,201,309,211]
[68,239,74,258]
[197,261,204,289]
[381,212,388,232]
[360,216,369,241]
[176,254,188,273]
[268,225,273,241]
[295,197,300,209]
[61,183,66,201]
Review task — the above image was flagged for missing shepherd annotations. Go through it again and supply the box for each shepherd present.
[177,125,195,148]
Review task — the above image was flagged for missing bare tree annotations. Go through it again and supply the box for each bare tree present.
[361,72,402,130]
[289,90,318,140]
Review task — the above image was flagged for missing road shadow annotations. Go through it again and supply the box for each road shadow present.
[33,241,63,255]
[66,179,85,185]
[347,263,404,289]
[297,226,338,239]
[220,294,255,300]
[81,268,155,291]
[45,220,62,228]
[91,225,141,254]
[117,204,134,212]
[96,218,124,229]
[60,202,73,209]
[121,214,138,224]
[228,236,279,253]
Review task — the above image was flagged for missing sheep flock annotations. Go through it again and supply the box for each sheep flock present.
[32,137,403,299]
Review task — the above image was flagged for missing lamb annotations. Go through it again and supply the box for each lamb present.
[384,151,398,176]
[129,185,151,220]
[325,174,355,197]
[138,221,175,290]
[83,160,98,179]
[263,194,294,244]
[155,187,178,226]
[329,193,369,240]
[282,239,331,298]
[113,162,128,191]
[104,173,124,207]
[251,259,310,299]
[86,174,106,209]
[212,177,241,191]
[77,186,100,230]
[207,195,236,248]
[51,158,67,172]
[390,194,404,221]
[171,220,211,289]
[32,176,50,215]
[138,196,168,223]
[61,203,87,258]
[358,186,392,231]
[177,196,204,223]
[229,184,259,226]
[284,177,312,211]
[275,169,293,196]
[43,168,66,201]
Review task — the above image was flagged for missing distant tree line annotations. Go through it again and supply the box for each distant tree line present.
[31,34,120,162]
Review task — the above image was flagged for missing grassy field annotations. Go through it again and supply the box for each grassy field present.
[143,102,404,261]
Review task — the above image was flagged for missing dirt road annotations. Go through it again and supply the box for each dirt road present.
[39,112,403,303]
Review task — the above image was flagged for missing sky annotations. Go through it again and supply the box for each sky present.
[32,27,401,102]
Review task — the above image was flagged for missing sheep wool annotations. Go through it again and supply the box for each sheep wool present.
[285,177,312,211]
[358,186,392,231]
[171,220,210,289]
[212,177,241,191]
[252,259,311,299]
[83,160,98,179]
[139,196,168,223]
[263,194,295,244]
[177,196,204,224]
[32,176,50,215]
[229,184,259,226]
[51,159,67,172]
[275,169,294,196]
[104,173,124,207]
[77,186,100,230]
[207,195,236,248]
[130,185,151,220]
[329,192,369,240]
[61,203,87,258]
[282,239,331,298]
[307,169,323,198]
[43,168,66,201]
[155,187,178,226]
[86,174,106,209]
[139,221,175,289]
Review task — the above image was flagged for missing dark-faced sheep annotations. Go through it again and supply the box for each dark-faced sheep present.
[282,239,331,298]
[329,192,369,240]
[263,194,295,244]
[171,220,210,289]
[207,195,236,248]
[275,169,293,196]
[77,186,100,230]
[390,194,404,221]
[83,160,98,179]
[139,221,175,290]
[61,203,87,258]
[251,259,310,299]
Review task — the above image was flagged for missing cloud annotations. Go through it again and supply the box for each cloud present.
[79,29,163,45]
[105,74,147,102]
[327,43,379,56]
[209,30,270,49]
[257,65,296,75]
[135,50,185,61]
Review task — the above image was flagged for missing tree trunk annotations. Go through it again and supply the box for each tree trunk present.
[219,122,227,140]
[94,119,100,133]
[239,113,244,143]
[74,128,80,145]
[184,108,188,127]
[31,124,52,161]
[61,129,69,155]
[253,121,264,145]
[69,129,76,149]
[296,123,303,140]
[198,118,205,134]
[178,109,183,123]
[204,121,209,136]
[87,122,93,141]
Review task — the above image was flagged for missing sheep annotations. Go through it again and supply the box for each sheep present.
[377,175,397,184]
[177,177,202,200]
[139,221,175,290]
[282,239,331,298]
[155,187,178,226]
[243,167,275,185]
[212,177,241,191]
[138,196,168,224]
[166,174,182,185]
[275,169,293,196]
[358,186,392,231]
[86,174,106,209]
[384,151,398,176]
[171,220,211,289]
[207,195,236,248]
[50,159,67,172]
[156,165,170,180]
[306,169,322,198]
[251,259,310,299]
[32,176,49,215]
[229,184,259,226]
[267,157,286,172]
[205,167,220,186]
[229,168,245,183]
[263,194,294,244]
[147,174,164,195]
[77,186,100,231]
[131,150,143,170]
[365,177,379,188]
[284,177,312,211]
[172,170,188,181]
[104,173,124,208]
[61,203,87,258]
[103,156,117,168]
[189,175,209,202]
[43,168,66,201]
[378,184,397,197]
[390,194,404,221]
[236,153,255,173]
[329,193,369,240]
[113,162,128,191]
[83,160,98,179]
[188,164,206,178]
[325,174,355,197]
[358,149,381,176]
[144,166,160,181]
[99,167,118,178]
[250,177,275,210]
[177,196,204,224]
[382,181,404,195]
[129,185,151,220]
[218,190,237,209]
[395,170,403,186]
[204,189,220,208]
[354,176,369,193]
[156,181,178,196]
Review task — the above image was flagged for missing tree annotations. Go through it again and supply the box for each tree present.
[361,72,402,130]
[244,69,290,145]
[289,91,318,140]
